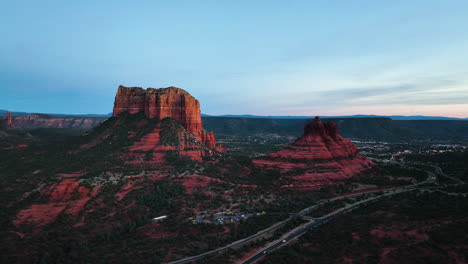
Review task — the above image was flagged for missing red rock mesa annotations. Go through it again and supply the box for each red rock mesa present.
[112,86,224,162]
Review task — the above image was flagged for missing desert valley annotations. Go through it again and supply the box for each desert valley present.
[3,2,468,263]
[1,86,467,263]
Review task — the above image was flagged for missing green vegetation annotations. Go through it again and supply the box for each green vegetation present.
[160,117,182,146]
[203,117,468,141]
[137,181,184,213]
[406,150,468,182]
[350,164,426,186]
[165,151,198,173]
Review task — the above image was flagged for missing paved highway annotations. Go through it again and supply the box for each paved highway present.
[166,218,292,264]
[241,187,419,264]
[167,159,456,264]
[166,184,410,264]
[240,160,452,264]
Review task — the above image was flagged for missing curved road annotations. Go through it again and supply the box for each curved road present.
[241,161,463,264]
[241,187,421,264]
[167,160,456,264]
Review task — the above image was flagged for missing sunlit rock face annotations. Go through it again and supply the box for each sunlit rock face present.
[112,85,224,162]
[113,86,204,132]
[253,116,375,189]
[112,86,147,116]
[144,87,203,132]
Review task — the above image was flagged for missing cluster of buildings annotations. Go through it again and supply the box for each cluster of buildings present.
[419,144,467,154]
[192,210,267,224]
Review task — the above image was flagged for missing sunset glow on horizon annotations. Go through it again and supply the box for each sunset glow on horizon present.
[1,1,467,118]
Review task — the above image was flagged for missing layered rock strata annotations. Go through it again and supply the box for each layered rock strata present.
[112,85,224,162]
[9,114,105,129]
[113,85,217,147]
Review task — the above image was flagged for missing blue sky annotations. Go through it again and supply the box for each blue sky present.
[1,0,468,117]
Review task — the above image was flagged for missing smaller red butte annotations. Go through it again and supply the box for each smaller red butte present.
[253,116,375,189]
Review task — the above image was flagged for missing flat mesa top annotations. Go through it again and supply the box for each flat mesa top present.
[117,85,192,96]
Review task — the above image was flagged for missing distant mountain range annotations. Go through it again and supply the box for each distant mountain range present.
[2,110,466,120]
[0,110,111,118]
[201,114,468,121]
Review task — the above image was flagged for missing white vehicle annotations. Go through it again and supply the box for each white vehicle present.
[282,240,286,243]
[152,215,167,221]
[263,251,267,254]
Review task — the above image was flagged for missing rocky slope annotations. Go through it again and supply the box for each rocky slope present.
[253,116,375,189]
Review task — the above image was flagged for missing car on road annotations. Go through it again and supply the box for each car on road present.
[282,240,286,243]
[263,251,267,254]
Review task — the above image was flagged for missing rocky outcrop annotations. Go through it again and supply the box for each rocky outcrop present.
[253,116,375,189]
[113,86,202,132]
[144,87,203,133]
[112,86,146,116]
[14,179,100,227]
[112,85,220,150]
[6,112,12,127]
[10,114,106,129]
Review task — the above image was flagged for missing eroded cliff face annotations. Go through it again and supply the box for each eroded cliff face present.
[112,86,147,116]
[108,85,224,162]
[144,87,203,132]
[113,86,202,130]
[253,116,375,189]
[112,85,219,149]
[10,114,106,129]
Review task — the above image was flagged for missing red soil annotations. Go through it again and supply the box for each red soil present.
[177,175,224,194]
[116,181,143,201]
[14,180,100,228]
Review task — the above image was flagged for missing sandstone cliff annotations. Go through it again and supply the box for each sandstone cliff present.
[112,85,219,149]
